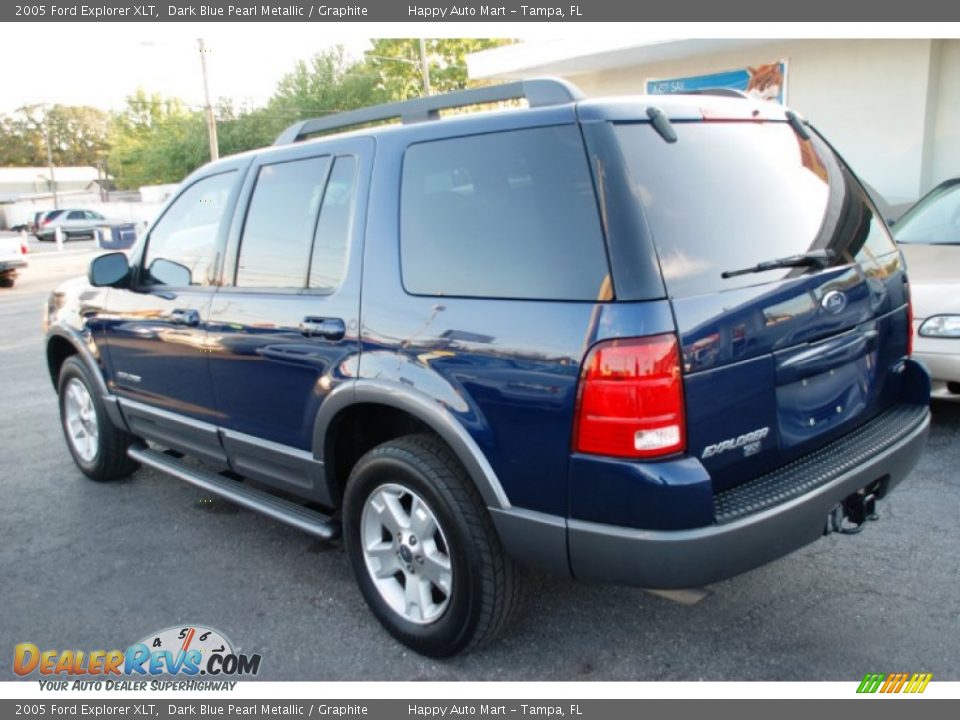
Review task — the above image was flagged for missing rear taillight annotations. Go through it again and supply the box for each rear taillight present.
[573,334,686,459]
[20,241,28,255]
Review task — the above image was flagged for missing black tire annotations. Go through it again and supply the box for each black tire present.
[343,434,522,657]
[58,356,139,481]
[0,276,14,288]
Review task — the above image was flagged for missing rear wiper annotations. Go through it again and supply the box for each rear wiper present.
[721,249,835,279]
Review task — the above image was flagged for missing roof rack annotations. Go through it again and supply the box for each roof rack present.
[273,77,584,145]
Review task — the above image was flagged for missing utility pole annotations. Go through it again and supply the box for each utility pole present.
[197,38,219,161]
[418,38,431,96]
[42,109,59,210]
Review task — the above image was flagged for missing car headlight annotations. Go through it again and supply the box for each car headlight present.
[919,315,960,338]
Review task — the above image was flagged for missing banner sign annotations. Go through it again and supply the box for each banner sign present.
[647,62,788,104]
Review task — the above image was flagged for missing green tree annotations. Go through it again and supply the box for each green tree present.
[108,90,207,189]
[0,105,110,168]
[265,46,387,124]
[364,38,514,100]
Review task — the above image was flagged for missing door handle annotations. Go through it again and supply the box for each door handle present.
[170,308,200,327]
[300,317,345,340]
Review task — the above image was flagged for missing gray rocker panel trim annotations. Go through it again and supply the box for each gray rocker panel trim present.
[313,379,511,510]
[118,398,228,465]
[220,428,331,507]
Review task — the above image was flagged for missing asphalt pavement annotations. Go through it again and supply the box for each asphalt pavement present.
[1,237,958,681]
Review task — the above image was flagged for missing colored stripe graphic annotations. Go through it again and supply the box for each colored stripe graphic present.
[857,673,885,693]
[857,672,932,694]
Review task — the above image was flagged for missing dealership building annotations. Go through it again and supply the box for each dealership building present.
[467,39,959,207]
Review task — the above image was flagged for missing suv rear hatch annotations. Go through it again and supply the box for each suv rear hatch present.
[606,99,911,493]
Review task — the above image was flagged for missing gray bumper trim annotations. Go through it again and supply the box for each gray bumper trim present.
[566,408,929,589]
[490,507,571,577]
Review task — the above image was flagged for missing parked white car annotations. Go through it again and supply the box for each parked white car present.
[0,234,28,288]
[894,178,960,401]
[35,209,108,241]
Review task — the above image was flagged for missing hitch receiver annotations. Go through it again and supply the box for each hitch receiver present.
[825,477,888,535]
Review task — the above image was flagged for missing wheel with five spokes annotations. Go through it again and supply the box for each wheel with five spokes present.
[343,434,522,657]
[58,356,139,481]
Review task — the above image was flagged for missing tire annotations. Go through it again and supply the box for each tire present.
[0,276,13,288]
[343,434,522,657]
[58,356,139,481]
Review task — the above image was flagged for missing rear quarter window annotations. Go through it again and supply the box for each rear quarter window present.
[400,125,610,301]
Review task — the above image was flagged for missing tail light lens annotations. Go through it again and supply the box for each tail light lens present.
[573,334,686,459]
[20,241,28,255]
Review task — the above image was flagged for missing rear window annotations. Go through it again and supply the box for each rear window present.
[614,122,898,298]
[400,126,610,301]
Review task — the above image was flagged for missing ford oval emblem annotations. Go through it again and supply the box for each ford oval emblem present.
[821,290,847,314]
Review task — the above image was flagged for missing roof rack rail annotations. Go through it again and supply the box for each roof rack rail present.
[273,77,584,145]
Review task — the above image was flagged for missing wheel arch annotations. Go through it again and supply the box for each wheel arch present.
[46,327,127,430]
[314,380,511,512]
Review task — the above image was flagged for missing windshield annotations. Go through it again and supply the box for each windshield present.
[614,121,898,298]
[893,182,960,245]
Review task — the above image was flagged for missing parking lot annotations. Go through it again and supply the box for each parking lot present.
[1,235,958,681]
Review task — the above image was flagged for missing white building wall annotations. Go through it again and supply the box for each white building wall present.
[932,40,960,190]
[520,39,957,205]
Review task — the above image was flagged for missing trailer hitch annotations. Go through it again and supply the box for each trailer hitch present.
[825,478,886,535]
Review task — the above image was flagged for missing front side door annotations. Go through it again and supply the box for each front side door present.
[63,210,87,237]
[103,167,247,461]
[205,138,372,499]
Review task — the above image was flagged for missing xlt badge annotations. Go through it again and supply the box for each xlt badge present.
[702,427,770,459]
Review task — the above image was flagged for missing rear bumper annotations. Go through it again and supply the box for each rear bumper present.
[0,259,27,273]
[566,404,929,588]
[491,401,930,589]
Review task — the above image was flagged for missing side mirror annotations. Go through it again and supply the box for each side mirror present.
[88,252,130,288]
[148,258,193,288]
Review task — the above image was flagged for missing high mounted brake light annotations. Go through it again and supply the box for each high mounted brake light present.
[573,334,686,459]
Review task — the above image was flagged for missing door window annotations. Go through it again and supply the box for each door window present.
[236,156,332,289]
[143,171,236,287]
[309,156,357,293]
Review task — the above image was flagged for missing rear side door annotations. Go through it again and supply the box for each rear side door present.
[205,138,372,501]
[103,167,246,460]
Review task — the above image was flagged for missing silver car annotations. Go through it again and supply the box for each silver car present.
[894,178,960,401]
[35,209,108,241]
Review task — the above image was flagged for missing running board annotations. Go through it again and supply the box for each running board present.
[128,444,340,541]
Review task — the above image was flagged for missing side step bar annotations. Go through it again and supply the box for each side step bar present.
[128,444,340,541]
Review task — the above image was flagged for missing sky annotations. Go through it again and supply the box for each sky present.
[0,23,378,114]
[1,22,575,115]
[3,22,943,116]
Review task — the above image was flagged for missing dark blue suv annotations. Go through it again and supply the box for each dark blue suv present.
[44,79,931,657]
